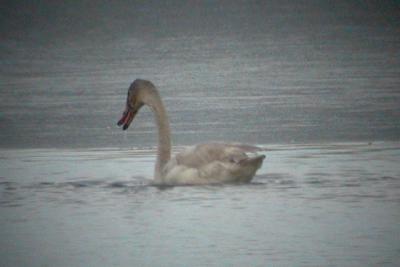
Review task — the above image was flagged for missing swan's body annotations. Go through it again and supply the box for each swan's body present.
[118,79,265,185]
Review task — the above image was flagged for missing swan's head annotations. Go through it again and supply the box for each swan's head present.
[117,79,158,130]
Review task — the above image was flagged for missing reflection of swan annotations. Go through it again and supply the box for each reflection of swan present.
[118,79,265,185]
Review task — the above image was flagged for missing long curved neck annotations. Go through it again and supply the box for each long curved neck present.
[145,92,171,180]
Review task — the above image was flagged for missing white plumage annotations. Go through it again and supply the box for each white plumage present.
[117,79,265,185]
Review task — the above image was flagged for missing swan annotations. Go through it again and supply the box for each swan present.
[117,79,265,185]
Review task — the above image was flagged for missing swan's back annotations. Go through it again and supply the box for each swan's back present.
[161,143,265,185]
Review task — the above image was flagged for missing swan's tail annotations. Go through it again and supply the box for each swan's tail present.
[239,155,265,169]
[232,155,265,183]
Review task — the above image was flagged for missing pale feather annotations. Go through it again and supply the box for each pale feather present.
[161,143,265,185]
[119,79,265,185]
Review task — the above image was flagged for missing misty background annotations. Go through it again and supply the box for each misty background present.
[1,0,399,148]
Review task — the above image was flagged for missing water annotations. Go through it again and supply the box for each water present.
[1,1,400,266]
[1,142,399,266]
[1,1,399,148]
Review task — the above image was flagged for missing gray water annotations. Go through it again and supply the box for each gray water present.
[1,143,400,266]
[1,1,400,266]
[1,1,399,148]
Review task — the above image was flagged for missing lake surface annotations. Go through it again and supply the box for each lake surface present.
[1,1,399,148]
[1,1,400,266]
[1,142,400,266]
